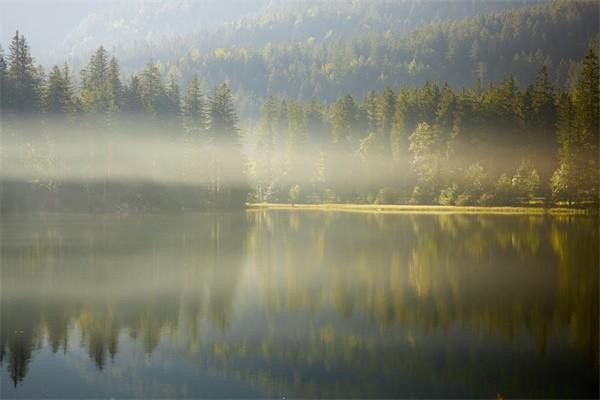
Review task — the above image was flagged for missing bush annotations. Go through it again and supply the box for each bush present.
[454,193,473,206]
[494,173,514,205]
[410,185,436,204]
[438,184,458,205]
[288,184,301,203]
[478,193,495,205]
[375,187,396,204]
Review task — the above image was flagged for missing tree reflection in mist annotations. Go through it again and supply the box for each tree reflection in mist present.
[0,212,597,396]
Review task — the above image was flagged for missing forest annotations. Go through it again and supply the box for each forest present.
[0,1,598,211]
[58,0,599,111]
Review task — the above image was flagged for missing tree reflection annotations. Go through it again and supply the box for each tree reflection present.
[0,211,597,397]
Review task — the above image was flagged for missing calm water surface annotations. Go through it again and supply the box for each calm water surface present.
[1,211,598,398]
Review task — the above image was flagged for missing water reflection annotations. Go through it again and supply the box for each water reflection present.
[0,211,597,397]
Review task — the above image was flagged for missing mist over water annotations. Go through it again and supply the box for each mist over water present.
[0,115,566,211]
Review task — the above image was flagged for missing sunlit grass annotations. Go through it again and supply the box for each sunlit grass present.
[247,203,593,215]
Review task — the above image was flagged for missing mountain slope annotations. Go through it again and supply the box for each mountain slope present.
[145,0,596,113]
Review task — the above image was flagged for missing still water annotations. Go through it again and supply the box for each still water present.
[0,211,598,398]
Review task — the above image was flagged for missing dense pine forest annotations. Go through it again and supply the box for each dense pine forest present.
[0,0,598,211]
[55,0,599,111]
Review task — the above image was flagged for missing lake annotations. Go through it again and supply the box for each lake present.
[1,211,598,398]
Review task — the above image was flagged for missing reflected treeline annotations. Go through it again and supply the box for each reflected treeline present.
[0,212,247,385]
[1,212,597,397]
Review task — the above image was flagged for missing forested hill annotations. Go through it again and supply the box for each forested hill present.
[72,0,597,113]
[55,0,533,69]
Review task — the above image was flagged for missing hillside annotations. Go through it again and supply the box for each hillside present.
[64,1,597,106]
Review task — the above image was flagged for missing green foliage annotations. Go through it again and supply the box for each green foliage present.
[80,46,118,115]
[67,0,596,117]
[495,174,515,205]
[288,184,301,203]
[6,30,41,112]
[438,184,458,206]
[1,27,598,208]
[551,49,599,204]
[462,163,488,203]
[43,64,74,115]
[209,83,239,142]
[375,187,396,205]
[182,74,208,133]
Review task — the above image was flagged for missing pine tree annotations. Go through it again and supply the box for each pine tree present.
[361,90,379,133]
[435,83,456,133]
[80,46,113,115]
[122,75,144,114]
[62,63,76,114]
[107,57,122,113]
[376,86,396,143]
[552,50,599,204]
[254,96,280,201]
[573,49,599,147]
[182,74,207,132]
[0,44,8,110]
[305,97,326,144]
[572,49,599,202]
[330,94,357,147]
[164,72,181,117]
[409,122,441,203]
[139,62,165,115]
[208,82,239,143]
[7,31,40,112]
[44,65,71,115]
[530,65,556,141]
[207,83,245,207]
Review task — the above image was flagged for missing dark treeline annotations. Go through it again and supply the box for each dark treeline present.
[250,50,599,206]
[0,30,598,210]
[0,32,247,211]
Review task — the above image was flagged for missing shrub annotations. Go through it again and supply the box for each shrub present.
[478,193,495,205]
[454,193,473,206]
[288,184,301,203]
[438,184,458,205]
[375,187,396,204]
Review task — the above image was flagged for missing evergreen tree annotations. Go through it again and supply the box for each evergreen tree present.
[208,82,239,143]
[0,44,8,109]
[7,30,40,112]
[254,96,280,201]
[304,97,327,144]
[530,65,557,140]
[80,46,114,115]
[409,122,441,203]
[164,72,181,117]
[330,94,358,147]
[139,62,165,115]
[376,85,396,147]
[107,57,122,113]
[122,75,144,114]
[207,83,245,207]
[552,49,599,204]
[182,74,207,132]
[573,49,599,147]
[361,90,379,133]
[43,65,73,115]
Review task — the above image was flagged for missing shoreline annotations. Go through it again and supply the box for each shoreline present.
[246,203,594,215]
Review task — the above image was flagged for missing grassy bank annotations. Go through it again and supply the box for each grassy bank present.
[247,203,594,215]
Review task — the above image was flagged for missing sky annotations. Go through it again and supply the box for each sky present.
[0,0,267,64]
[0,0,103,55]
